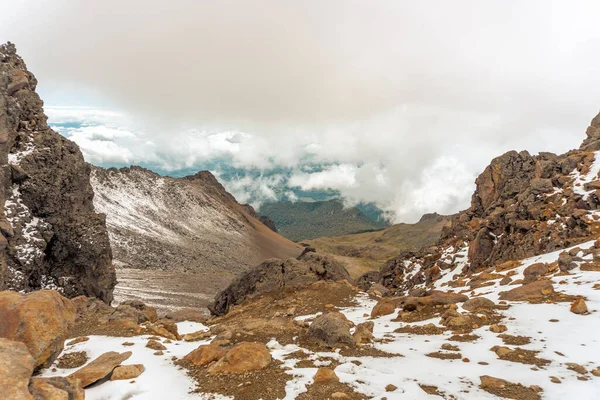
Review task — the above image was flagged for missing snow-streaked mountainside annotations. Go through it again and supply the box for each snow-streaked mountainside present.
[90,166,302,308]
[41,240,600,399]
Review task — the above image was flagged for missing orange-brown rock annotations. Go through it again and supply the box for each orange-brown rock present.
[462,297,495,312]
[352,321,374,344]
[208,342,271,374]
[110,364,146,380]
[29,377,84,400]
[313,368,339,383]
[184,343,228,367]
[370,299,396,317]
[68,351,132,387]
[570,298,589,315]
[146,340,166,351]
[0,290,76,369]
[0,338,34,400]
[499,280,554,302]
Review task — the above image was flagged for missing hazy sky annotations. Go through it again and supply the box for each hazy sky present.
[2,1,600,222]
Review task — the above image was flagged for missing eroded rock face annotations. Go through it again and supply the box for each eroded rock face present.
[0,290,76,369]
[0,42,115,302]
[380,109,600,293]
[0,338,35,400]
[209,252,350,316]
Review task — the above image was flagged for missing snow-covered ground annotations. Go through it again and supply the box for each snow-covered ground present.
[41,242,600,399]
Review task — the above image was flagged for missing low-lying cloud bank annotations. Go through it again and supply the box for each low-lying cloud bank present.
[4,1,600,221]
[47,106,587,223]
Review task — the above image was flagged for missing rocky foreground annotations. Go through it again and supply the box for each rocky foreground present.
[2,240,600,399]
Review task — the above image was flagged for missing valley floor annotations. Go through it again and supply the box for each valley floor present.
[113,268,232,313]
[42,241,600,399]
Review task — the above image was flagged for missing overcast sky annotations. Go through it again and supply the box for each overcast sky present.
[2,1,600,222]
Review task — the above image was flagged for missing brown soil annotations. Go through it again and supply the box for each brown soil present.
[499,334,532,346]
[419,384,444,396]
[394,324,445,335]
[185,360,289,400]
[495,348,551,367]
[296,382,368,400]
[480,377,541,400]
[448,334,479,342]
[426,351,463,360]
[56,352,88,369]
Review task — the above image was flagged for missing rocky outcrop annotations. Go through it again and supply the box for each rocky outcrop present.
[0,42,115,301]
[208,251,351,316]
[580,110,600,151]
[380,109,600,293]
[0,290,76,370]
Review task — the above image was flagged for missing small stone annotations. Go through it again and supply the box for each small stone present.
[550,376,561,384]
[314,368,339,383]
[570,298,589,315]
[385,384,398,392]
[463,358,470,363]
[592,368,600,377]
[122,342,135,347]
[489,324,508,333]
[146,340,166,351]
[153,351,164,356]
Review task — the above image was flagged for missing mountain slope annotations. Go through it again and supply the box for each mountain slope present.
[304,213,451,278]
[259,199,388,242]
[90,166,303,309]
[0,42,115,302]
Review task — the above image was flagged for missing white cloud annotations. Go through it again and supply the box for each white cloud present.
[4,1,600,222]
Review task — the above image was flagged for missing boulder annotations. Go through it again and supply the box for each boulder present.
[352,321,374,344]
[462,297,495,312]
[570,298,589,315]
[29,377,84,400]
[314,368,339,383]
[0,338,35,400]
[110,364,145,381]
[0,290,76,369]
[184,343,228,366]
[499,280,554,302]
[68,351,132,388]
[306,312,355,347]
[523,263,550,284]
[370,299,396,317]
[146,340,166,351]
[208,342,271,374]
[209,253,350,316]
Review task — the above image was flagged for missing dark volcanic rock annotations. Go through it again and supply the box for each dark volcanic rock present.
[380,109,600,293]
[0,42,115,301]
[209,252,351,316]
